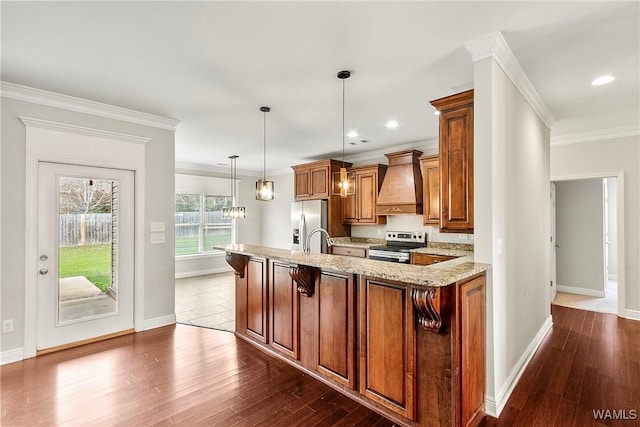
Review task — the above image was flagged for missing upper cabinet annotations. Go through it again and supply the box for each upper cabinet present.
[419,155,440,226]
[294,160,329,200]
[343,164,387,225]
[430,90,474,233]
[292,159,352,237]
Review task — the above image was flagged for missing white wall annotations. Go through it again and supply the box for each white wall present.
[606,178,618,277]
[555,179,605,294]
[474,57,551,415]
[551,135,639,315]
[1,96,176,356]
[261,172,294,249]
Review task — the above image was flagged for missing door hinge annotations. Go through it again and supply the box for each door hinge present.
[550,280,553,287]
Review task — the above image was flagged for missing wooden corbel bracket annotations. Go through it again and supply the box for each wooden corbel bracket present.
[225,253,249,278]
[289,264,315,297]
[411,287,442,333]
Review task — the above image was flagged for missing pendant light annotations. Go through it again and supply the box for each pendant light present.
[337,70,351,198]
[222,155,246,219]
[255,106,275,201]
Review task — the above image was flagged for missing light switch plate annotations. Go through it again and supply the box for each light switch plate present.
[150,222,165,232]
[150,233,165,244]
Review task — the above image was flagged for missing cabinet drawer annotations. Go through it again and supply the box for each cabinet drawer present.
[411,253,457,266]
[331,246,367,258]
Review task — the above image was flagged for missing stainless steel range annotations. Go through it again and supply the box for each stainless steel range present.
[368,231,426,263]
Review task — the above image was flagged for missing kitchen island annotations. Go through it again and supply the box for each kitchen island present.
[217,244,489,427]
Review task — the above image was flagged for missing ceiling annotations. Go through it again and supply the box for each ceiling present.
[2,2,638,175]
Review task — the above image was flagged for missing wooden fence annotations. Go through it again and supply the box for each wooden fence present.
[175,212,231,239]
[59,214,112,246]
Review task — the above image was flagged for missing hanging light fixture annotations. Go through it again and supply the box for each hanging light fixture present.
[256,106,275,201]
[337,70,351,198]
[222,155,246,219]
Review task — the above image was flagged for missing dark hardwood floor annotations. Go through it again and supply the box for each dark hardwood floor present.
[480,304,640,427]
[0,325,393,426]
[1,304,637,426]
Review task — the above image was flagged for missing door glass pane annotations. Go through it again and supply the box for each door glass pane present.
[58,177,117,323]
[204,195,233,251]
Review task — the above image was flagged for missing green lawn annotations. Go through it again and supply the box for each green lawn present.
[176,232,231,256]
[59,244,111,292]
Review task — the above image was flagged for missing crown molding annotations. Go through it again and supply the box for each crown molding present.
[465,32,555,129]
[343,138,439,166]
[2,81,180,131]
[175,161,262,178]
[19,116,151,144]
[551,125,640,146]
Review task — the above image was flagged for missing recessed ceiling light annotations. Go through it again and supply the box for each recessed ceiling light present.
[347,130,359,138]
[591,75,615,86]
[386,120,399,129]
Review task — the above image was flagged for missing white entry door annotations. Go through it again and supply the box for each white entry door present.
[37,162,135,350]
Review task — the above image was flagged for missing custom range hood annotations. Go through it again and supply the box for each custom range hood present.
[375,149,424,215]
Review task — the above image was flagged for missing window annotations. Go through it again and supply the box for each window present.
[175,193,232,256]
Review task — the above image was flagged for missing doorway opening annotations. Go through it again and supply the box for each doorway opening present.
[173,190,236,332]
[551,176,622,315]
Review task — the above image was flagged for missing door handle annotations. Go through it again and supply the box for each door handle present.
[39,268,49,275]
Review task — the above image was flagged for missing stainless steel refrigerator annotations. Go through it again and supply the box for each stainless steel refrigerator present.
[291,200,328,253]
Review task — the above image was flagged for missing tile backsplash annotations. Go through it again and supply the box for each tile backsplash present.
[350,215,474,245]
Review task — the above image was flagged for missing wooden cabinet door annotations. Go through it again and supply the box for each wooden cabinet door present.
[359,277,415,420]
[245,257,268,343]
[420,155,440,225]
[342,165,386,225]
[270,261,299,360]
[356,171,377,223]
[433,90,474,233]
[459,276,485,427]
[309,166,330,198]
[294,169,311,200]
[316,270,356,389]
[342,174,357,223]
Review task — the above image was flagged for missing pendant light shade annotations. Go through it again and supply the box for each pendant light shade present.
[256,106,275,201]
[222,155,246,219]
[337,70,351,198]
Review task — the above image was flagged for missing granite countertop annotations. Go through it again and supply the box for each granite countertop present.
[215,244,488,288]
[329,237,386,249]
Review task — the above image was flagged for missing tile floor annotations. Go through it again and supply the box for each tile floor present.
[175,272,235,332]
[552,279,618,314]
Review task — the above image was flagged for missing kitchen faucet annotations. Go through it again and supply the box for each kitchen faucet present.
[305,228,333,253]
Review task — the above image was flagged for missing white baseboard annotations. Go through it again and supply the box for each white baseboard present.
[623,309,640,321]
[175,266,232,279]
[485,315,553,418]
[557,285,605,298]
[1,347,24,365]
[143,314,176,330]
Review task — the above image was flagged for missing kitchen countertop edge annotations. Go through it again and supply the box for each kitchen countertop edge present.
[216,244,489,287]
